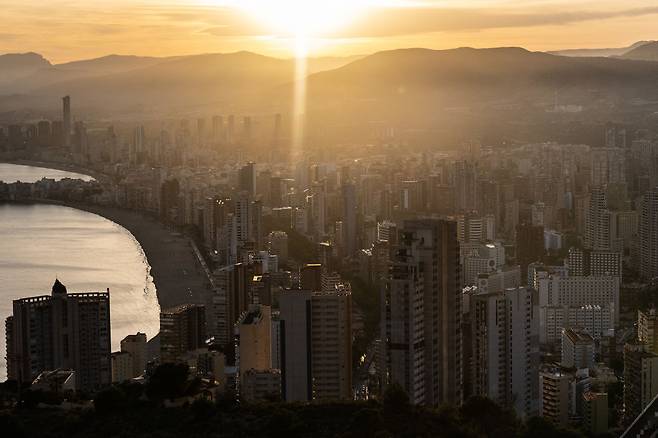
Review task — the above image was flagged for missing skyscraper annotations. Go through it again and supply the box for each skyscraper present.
[640,187,658,280]
[279,290,313,401]
[310,283,352,401]
[471,287,539,418]
[62,95,71,148]
[212,115,224,144]
[454,160,478,213]
[6,279,111,392]
[242,116,252,143]
[585,187,611,251]
[238,162,256,197]
[342,182,358,257]
[238,305,272,381]
[300,263,322,291]
[516,223,544,282]
[279,281,353,402]
[624,342,658,423]
[639,309,658,354]
[382,245,426,404]
[159,304,206,363]
[383,219,462,406]
[227,114,235,144]
[120,332,148,378]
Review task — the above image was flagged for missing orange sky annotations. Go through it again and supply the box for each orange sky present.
[1,0,657,63]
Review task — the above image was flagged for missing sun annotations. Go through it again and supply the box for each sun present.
[238,0,368,39]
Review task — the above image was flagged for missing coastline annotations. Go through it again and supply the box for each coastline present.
[0,159,110,183]
[7,199,211,311]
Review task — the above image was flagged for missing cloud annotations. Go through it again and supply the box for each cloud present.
[323,5,658,38]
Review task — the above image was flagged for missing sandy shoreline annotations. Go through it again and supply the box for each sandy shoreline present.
[8,200,211,311]
[1,159,211,312]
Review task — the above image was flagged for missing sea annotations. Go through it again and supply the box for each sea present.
[0,163,160,380]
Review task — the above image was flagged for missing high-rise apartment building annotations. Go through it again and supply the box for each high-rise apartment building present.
[239,162,256,197]
[62,95,71,148]
[457,213,496,243]
[5,279,111,392]
[121,332,148,378]
[237,305,272,380]
[537,273,620,344]
[640,188,658,280]
[279,281,352,402]
[382,247,426,404]
[211,115,224,143]
[279,290,313,402]
[300,263,322,291]
[638,309,658,354]
[382,219,462,406]
[160,304,206,363]
[624,343,658,423]
[470,287,539,418]
[454,160,478,213]
[583,392,608,435]
[561,328,595,370]
[585,187,611,251]
[539,370,571,427]
[516,223,544,281]
[310,284,352,401]
[342,182,358,257]
[567,247,621,278]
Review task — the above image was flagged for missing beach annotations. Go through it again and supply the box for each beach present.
[0,159,210,311]
[37,201,212,311]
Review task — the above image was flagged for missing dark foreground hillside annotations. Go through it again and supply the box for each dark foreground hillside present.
[0,387,592,438]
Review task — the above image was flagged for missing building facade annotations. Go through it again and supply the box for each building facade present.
[5,279,111,392]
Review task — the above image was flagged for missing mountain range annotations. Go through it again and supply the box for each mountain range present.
[1,43,658,119]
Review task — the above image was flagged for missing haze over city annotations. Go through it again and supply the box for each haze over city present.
[2,1,658,437]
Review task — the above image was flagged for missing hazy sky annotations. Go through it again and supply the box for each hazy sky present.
[1,0,657,62]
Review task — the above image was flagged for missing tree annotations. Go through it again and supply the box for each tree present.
[191,398,217,420]
[342,408,388,438]
[460,397,520,438]
[521,416,584,438]
[94,386,127,414]
[145,363,190,401]
[382,383,410,415]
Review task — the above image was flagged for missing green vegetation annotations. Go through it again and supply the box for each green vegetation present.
[0,387,587,438]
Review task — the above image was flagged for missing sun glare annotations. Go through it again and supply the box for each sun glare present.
[209,0,373,160]
[238,0,368,40]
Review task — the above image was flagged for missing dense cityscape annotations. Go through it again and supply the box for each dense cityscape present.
[3,1,658,437]
[0,87,657,436]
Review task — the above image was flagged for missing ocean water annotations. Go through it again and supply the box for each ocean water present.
[0,164,160,380]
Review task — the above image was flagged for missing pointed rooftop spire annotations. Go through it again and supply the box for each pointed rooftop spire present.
[52,278,67,295]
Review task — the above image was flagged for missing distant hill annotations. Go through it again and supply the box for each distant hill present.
[620,41,658,61]
[549,41,652,58]
[55,54,175,74]
[307,46,658,103]
[6,55,180,94]
[31,51,295,111]
[0,52,51,86]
